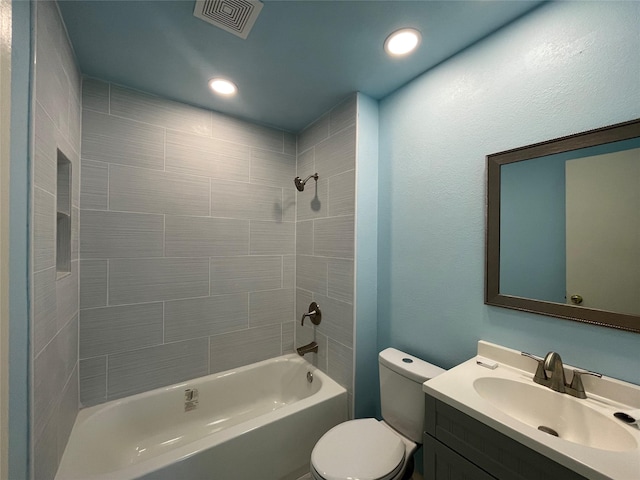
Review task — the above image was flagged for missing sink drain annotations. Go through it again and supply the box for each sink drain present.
[538,425,559,437]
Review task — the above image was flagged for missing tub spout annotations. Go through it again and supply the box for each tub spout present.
[296,341,318,356]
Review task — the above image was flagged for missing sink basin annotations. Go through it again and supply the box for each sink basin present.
[473,377,638,452]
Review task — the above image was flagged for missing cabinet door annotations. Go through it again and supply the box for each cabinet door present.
[425,394,588,480]
[424,434,496,480]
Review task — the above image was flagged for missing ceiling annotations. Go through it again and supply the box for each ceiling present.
[58,0,544,133]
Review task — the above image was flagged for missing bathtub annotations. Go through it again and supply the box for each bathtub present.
[56,354,348,480]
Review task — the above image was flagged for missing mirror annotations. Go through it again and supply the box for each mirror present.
[486,119,640,333]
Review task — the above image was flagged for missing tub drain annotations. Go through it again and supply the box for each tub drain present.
[538,425,559,437]
[307,371,313,383]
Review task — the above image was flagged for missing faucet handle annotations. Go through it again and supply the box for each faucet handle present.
[521,351,543,362]
[521,352,547,382]
[300,302,321,326]
[568,369,602,399]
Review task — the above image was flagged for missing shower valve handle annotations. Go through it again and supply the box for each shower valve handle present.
[301,302,321,326]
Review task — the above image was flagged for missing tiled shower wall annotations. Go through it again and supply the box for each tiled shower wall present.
[295,96,357,413]
[31,1,81,478]
[78,79,297,406]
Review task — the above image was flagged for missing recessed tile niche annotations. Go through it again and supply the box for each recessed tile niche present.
[56,149,72,277]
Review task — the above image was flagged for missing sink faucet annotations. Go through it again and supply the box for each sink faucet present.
[521,351,602,399]
[542,351,566,393]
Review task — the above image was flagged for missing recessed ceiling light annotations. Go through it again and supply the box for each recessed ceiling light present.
[384,28,421,56]
[209,78,237,96]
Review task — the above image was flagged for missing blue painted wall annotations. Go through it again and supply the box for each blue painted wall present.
[9,1,31,478]
[378,1,640,384]
[354,93,380,418]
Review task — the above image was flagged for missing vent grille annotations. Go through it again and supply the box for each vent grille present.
[193,0,263,39]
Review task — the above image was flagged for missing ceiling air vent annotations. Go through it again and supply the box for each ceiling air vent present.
[193,0,263,39]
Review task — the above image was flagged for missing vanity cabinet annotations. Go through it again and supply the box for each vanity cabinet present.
[423,394,588,480]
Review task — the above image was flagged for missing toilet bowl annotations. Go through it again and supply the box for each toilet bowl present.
[310,348,445,480]
[310,419,415,480]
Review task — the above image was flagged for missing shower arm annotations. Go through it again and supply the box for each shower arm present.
[300,174,318,184]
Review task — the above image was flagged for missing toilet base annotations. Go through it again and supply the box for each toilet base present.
[400,454,414,480]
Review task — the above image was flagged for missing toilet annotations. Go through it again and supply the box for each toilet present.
[310,348,445,480]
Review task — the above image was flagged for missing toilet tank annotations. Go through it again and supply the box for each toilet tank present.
[379,348,445,442]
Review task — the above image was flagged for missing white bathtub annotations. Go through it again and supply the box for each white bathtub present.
[56,354,348,480]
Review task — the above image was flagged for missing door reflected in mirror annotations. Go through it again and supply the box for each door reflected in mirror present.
[486,119,640,332]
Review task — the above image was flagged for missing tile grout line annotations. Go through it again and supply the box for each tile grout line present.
[247,292,251,332]
[106,259,109,306]
[281,254,284,289]
[80,288,276,313]
[107,163,110,211]
[91,107,288,156]
[294,126,298,354]
[105,355,109,403]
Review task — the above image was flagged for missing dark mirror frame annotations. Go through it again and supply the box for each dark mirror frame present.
[486,118,640,333]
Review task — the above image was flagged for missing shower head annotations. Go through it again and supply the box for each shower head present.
[294,173,319,192]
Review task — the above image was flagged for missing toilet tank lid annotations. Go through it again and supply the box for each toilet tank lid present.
[379,348,445,383]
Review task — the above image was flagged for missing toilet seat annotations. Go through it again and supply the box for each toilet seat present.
[310,418,406,480]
